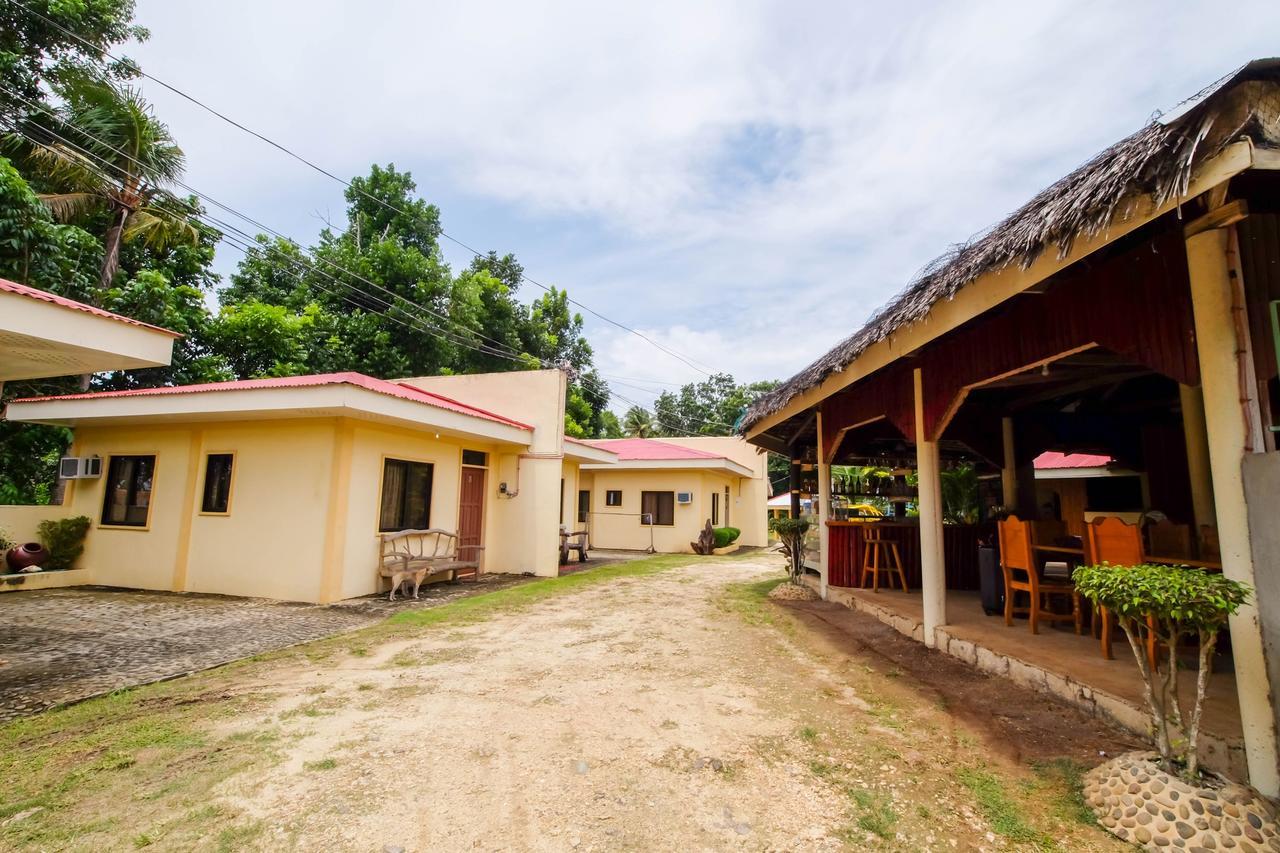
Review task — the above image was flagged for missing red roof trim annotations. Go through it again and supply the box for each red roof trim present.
[1034,451,1112,470]
[584,437,727,461]
[0,278,181,337]
[10,372,532,430]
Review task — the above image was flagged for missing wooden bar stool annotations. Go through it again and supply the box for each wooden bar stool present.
[861,528,909,592]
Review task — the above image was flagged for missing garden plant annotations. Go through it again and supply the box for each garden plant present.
[769,517,809,585]
[1073,562,1250,780]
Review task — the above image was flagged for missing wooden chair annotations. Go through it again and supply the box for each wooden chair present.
[1084,517,1149,661]
[997,515,1081,635]
[1147,520,1193,559]
[861,527,908,592]
[560,525,588,564]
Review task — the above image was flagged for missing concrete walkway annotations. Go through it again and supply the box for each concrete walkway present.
[0,576,523,723]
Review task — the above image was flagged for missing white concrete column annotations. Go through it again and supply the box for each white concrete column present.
[914,368,947,648]
[1187,226,1280,796]
[816,410,831,600]
[1001,417,1017,509]
[1179,383,1218,530]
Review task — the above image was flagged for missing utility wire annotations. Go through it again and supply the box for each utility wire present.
[13,0,723,378]
[2,94,738,436]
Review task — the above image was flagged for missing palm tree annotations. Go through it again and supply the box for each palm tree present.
[623,406,653,438]
[16,77,197,289]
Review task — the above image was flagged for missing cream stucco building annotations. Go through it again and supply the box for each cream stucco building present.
[0,369,618,603]
[574,437,769,553]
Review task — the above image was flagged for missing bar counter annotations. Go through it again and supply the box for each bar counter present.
[825,520,990,589]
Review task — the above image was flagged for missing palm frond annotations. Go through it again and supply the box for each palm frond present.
[37,192,105,222]
[122,206,200,250]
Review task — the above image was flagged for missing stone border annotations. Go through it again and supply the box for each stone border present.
[0,568,92,593]
[1083,751,1280,850]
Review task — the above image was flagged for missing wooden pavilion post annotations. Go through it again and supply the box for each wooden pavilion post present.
[1000,417,1017,509]
[1179,383,1218,530]
[1186,222,1280,796]
[914,367,946,648]
[789,458,802,519]
[816,410,831,599]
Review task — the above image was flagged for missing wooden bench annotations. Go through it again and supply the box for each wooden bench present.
[378,528,484,601]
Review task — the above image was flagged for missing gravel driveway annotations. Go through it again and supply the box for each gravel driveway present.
[0,577,521,722]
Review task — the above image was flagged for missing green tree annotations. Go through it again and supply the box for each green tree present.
[12,75,199,288]
[651,373,779,436]
[0,154,100,295]
[0,0,144,115]
[622,406,653,438]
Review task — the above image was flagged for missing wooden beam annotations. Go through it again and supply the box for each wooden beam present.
[787,410,817,446]
[1184,199,1249,239]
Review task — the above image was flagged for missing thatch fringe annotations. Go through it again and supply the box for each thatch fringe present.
[743,60,1280,433]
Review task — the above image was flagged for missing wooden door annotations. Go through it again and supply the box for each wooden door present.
[459,466,486,552]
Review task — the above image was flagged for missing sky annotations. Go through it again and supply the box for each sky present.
[126,1,1277,409]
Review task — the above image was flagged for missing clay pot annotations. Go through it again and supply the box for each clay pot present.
[5,543,49,572]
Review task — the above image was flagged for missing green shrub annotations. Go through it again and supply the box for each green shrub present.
[712,526,740,548]
[769,517,810,583]
[37,515,91,571]
[1073,562,1250,779]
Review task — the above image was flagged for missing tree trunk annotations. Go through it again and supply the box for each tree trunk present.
[1122,617,1174,771]
[1185,631,1218,780]
[99,206,128,290]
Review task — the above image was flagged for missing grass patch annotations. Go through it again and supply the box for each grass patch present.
[1031,758,1097,827]
[303,757,338,771]
[717,576,787,627]
[797,725,818,742]
[956,766,1050,846]
[850,788,898,839]
[386,552,708,632]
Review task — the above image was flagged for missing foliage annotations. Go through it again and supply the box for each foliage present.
[651,372,779,437]
[10,74,199,287]
[0,0,144,116]
[940,463,980,524]
[1073,563,1250,779]
[0,388,72,505]
[622,406,653,437]
[712,526,741,548]
[0,155,101,294]
[0,527,14,553]
[770,516,810,584]
[36,515,91,570]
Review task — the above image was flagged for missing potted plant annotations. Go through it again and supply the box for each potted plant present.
[1073,563,1279,848]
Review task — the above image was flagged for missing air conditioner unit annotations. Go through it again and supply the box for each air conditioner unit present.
[58,456,102,479]
[676,491,693,504]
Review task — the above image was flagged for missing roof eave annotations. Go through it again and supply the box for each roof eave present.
[743,139,1263,443]
[3,384,534,446]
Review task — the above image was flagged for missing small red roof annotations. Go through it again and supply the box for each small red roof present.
[0,278,180,337]
[1034,451,1112,470]
[585,438,725,461]
[10,372,532,430]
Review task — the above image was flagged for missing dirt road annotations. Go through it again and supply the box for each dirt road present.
[2,552,1130,850]
[194,553,1121,850]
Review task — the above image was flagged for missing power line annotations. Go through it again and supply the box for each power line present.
[12,0,723,378]
[3,92,741,437]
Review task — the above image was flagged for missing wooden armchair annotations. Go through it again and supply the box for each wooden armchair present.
[560,525,588,564]
[998,515,1081,635]
[1084,516,1160,669]
[378,528,484,600]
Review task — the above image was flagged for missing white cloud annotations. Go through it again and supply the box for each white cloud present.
[129,0,1276,394]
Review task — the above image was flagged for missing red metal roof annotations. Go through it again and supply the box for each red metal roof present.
[585,438,725,461]
[10,372,532,430]
[0,278,181,337]
[1034,451,1112,470]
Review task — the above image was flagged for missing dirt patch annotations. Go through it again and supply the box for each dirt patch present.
[2,554,1129,850]
[781,598,1141,767]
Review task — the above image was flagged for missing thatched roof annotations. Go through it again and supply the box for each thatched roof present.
[742,59,1280,434]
